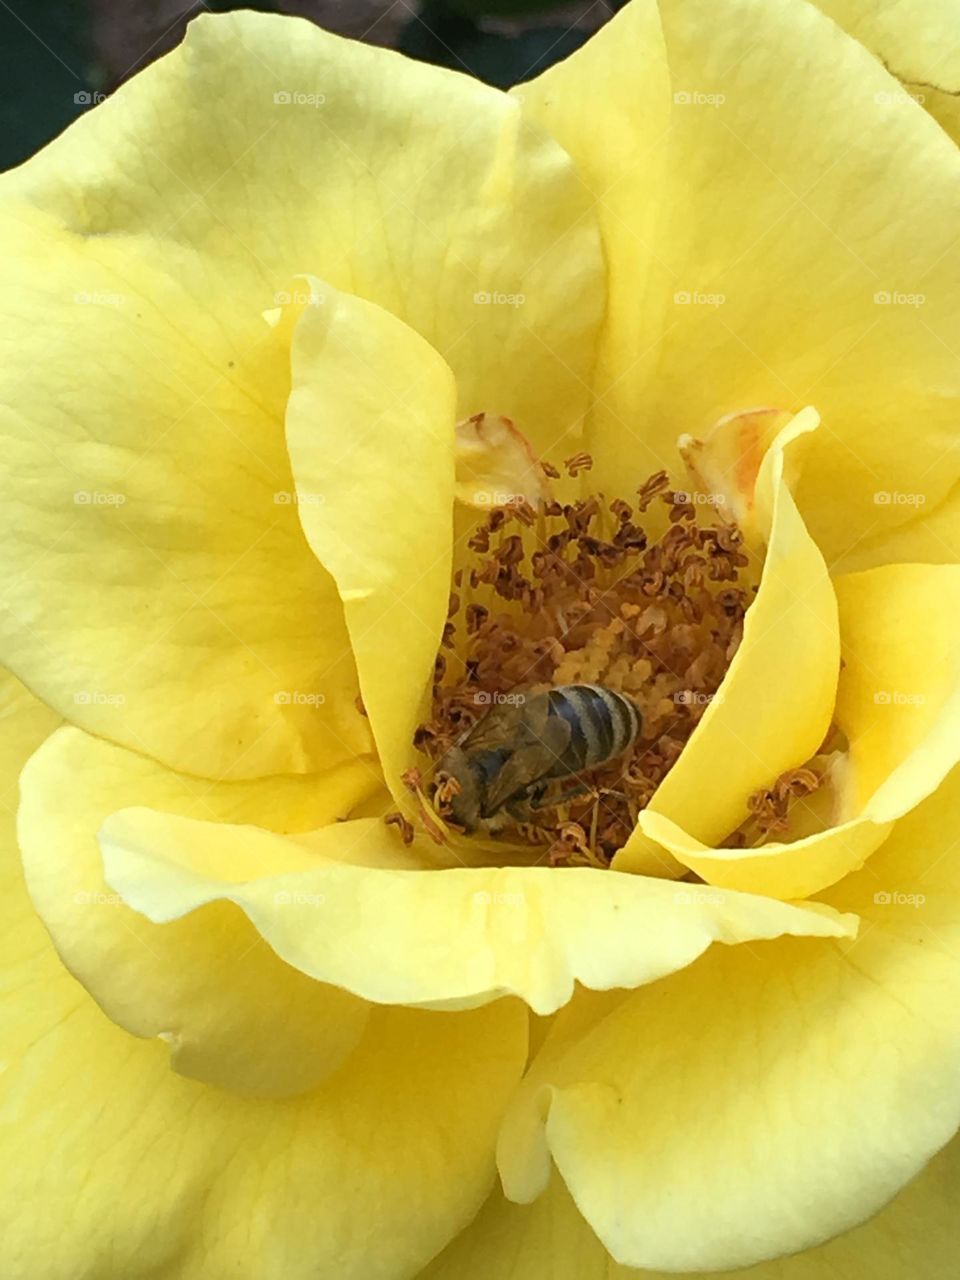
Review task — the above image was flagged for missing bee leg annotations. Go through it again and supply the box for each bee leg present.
[503,780,594,824]
[502,783,547,823]
[526,780,592,812]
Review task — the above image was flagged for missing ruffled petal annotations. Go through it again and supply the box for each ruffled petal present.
[634,562,960,899]
[516,0,960,565]
[497,768,960,1272]
[0,10,603,778]
[0,205,369,780]
[834,562,960,810]
[93,802,853,1016]
[6,710,528,1278]
[811,0,960,144]
[616,410,839,871]
[19,726,383,1096]
[2,975,526,1280]
[420,1134,960,1280]
[284,281,456,804]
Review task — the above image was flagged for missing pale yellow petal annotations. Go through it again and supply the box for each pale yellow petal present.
[834,562,960,810]
[516,0,960,566]
[4,677,529,1277]
[635,563,960,899]
[636,809,888,903]
[19,725,384,1097]
[811,0,960,143]
[421,1135,960,1280]
[284,282,456,806]
[94,797,854,1016]
[1,669,61,1001]
[0,673,60,824]
[0,204,379,779]
[498,768,960,1272]
[616,410,839,871]
[455,412,554,509]
[0,11,603,777]
[1,977,527,1280]
[831,477,960,573]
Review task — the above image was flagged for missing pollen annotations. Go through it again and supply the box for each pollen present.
[412,455,762,866]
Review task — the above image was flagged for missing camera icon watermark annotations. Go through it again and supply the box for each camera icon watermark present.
[74,291,125,307]
[473,290,525,307]
[474,690,525,707]
[273,90,326,107]
[273,889,327,906]
[673,90,725,107]
[675,689,722,706]
[474,490,524,506]
[873,689,925,706]
[473,889,524,906]
[673,290,725,307]
[273,288,324,307]
[73,690,126,706]
[274,690,326,706]
[873,89,925,106]
[873,890,926,907]
[74,490,126,506]
[673,888,725,905]
[274,490,325,506]
[873,491,926,507]
[874,290,925,307]
[672,490,726,506]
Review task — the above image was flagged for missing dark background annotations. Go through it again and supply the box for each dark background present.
[0,0,628,172]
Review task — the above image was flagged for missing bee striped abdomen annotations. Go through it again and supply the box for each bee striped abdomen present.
[545,684,641,776]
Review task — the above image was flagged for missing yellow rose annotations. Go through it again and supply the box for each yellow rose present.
[2,2,959,1278]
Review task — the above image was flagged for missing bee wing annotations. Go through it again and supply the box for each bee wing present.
[459,702,525,752]
[481,747,549,814]
[482,714,572,814]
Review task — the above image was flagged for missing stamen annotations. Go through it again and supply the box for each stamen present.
[727,726,845,847]
[564,451,594,477]
[745,766,823,836]
[405,463,760,866]
[384,811,415,845]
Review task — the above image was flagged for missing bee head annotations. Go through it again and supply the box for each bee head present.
[435,746,483,834]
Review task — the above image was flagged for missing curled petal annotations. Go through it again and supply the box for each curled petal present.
[0,8,602,778]
[19,726,383,1097]
[516,0,960,565]
[455,413,554,509]
[635,562,960,899]
[617,409,840,871]
[284,281,456,808]
[421,1131,960,1280]
[497,768,960,1272]
[96,797,854,1016]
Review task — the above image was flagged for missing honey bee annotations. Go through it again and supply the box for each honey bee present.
[436,684,641,834]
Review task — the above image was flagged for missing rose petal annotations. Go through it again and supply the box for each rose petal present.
[420,1132,960,1280]
[616,409,840,871]
[0,10,602,778]
[19,726,383,1097]
[515,0,960,565]
[811,0,960,145]
[497,769,960,1271]
[635,562,960,899]
[454,413,554,509]
[93,800,854,1016]
[284,281,456,808]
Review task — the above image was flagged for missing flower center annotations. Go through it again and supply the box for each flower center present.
[413,460,762,865]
